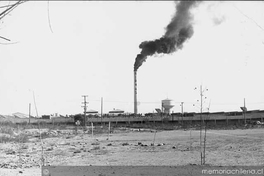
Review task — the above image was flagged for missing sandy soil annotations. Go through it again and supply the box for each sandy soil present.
[0,126,264,176]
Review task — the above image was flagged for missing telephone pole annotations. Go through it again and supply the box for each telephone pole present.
[101,97,103,125]
[244,98,246,124]
[181,102,184,123]
[28,103,31,124]
[82,95,88,127]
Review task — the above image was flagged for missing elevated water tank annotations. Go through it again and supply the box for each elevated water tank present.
[162,99,174,114]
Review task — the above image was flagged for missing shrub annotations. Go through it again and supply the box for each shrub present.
[0,126,14,135]
[0,133,29,143]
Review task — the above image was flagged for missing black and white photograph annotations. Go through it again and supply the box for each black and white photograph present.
[0,1,264,176]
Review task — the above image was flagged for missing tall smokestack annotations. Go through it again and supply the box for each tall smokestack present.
[134,1,201,71]
[134,70,138,114]
[133,1,201,115]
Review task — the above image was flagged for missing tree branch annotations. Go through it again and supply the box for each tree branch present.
[232,3,264,32]
[0,1,27,21]
[0,35,10,41]
[0,1,27,43]
[47,0,53,33]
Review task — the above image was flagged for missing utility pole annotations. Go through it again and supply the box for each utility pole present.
[244,98,246,124]
[28,103,31,124]
[181,102,184,123]
[101,97,103,125]
[82,95,88,127]
[240,98,247,124]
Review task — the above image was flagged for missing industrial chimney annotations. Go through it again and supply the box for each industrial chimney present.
[134,70,138,114]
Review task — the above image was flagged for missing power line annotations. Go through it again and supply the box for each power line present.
[232,3,264,32]
[81,95,88,127]
[81,99,264,107]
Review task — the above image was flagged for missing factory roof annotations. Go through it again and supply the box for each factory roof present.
[86,110,98,114]
[109,109,124,113]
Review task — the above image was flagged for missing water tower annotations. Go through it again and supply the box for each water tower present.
[162,99,174,114]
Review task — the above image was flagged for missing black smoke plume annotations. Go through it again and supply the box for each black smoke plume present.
[134,1,200,71]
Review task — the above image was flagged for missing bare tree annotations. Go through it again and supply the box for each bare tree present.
[0,1,26,42]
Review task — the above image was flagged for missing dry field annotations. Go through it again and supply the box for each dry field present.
[0,122,263,176]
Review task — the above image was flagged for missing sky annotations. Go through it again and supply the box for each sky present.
[0,1,264,116]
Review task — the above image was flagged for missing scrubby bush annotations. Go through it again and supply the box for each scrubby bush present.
[0,133,29,143]
[0,126,14,135]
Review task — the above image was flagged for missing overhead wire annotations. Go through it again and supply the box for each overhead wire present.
[232,3,264,32]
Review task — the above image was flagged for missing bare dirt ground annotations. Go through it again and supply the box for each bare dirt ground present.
[0,125,264,176]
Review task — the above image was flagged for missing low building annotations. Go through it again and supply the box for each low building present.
[12,112,29,118]
[108,109,124,116]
